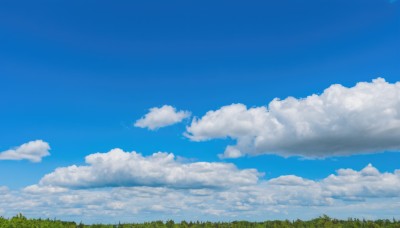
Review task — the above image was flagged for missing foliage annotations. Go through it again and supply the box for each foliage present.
[0,214,399,228]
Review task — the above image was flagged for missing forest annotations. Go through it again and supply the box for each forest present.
[0,214,399,228]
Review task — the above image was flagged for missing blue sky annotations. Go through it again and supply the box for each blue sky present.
[1,0,400,223]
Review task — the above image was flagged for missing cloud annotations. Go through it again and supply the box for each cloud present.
[1,164,400,223]
[186,78,400,158]
[322,164,400,200]
[37,149,261,189]
[266,164,400,201]
[135,105,191,130]
[0,140,50,162]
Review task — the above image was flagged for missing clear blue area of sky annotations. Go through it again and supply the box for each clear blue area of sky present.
[1,0,400,188]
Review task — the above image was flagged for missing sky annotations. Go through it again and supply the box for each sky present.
[1,0,400,223]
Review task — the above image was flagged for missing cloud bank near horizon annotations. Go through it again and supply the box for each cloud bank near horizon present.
[2,163,400,223]
[135,105,191,130]
[0,140,50,162]
[26,146,400,207]
[186,78,400,158]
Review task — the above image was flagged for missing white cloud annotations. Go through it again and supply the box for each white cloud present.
[135,105,191,130]
[0,140,50,162]
[37,149,261,189]
[1,164,400,223]
[0,186,9,194]
[186,78,400,158]
[322,164,400,200]
[263,164,400,203]
[23,185,68,194]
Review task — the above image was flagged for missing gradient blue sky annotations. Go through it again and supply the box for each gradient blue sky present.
[1,0,400,223]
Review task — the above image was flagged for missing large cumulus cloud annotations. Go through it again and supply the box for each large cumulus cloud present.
[186,78,400,158]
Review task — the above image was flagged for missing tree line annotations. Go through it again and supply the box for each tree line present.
[0,214,399,228]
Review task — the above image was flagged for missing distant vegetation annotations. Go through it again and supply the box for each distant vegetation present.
[1,214,399,228]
